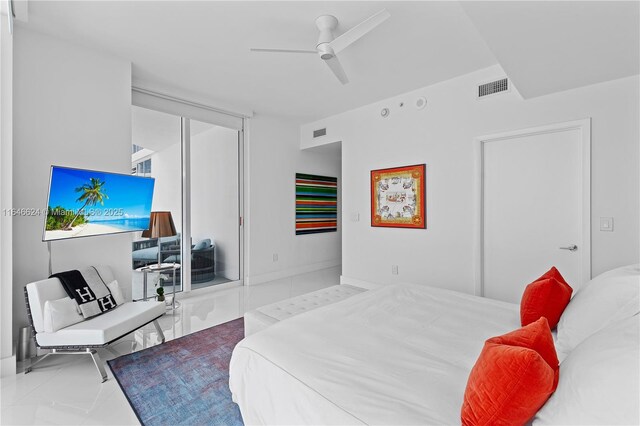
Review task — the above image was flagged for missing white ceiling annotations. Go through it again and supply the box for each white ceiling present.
[23,1,497,121]
[461,1,640,99]
[22,1,639,122]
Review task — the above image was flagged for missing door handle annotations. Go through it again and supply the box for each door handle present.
[559,245,578,252]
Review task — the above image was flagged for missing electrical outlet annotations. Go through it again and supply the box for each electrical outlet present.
[392,265,399,275]
[273,253,278,262]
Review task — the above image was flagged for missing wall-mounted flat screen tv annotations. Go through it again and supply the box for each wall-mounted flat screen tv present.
[43,166,155,241]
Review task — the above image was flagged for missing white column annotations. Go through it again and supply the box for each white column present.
[1,7,15,376]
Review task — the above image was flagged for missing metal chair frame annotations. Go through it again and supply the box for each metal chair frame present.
[23,288,165,382]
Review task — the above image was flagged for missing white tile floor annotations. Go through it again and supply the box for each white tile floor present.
[0,266,340,426]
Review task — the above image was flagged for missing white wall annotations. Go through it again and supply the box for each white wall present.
[301,65,639,294]
[191,125,240,280]
[12,29,132,338]
[247,115,342,285]
[1,13,14,375]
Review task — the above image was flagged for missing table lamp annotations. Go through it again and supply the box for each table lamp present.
[145,211,176,269]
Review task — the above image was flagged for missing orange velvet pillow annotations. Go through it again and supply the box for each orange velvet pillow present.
[461,318,559,426]
[488,317,559,388]
[520,267,573,328]
[538,266,571,289]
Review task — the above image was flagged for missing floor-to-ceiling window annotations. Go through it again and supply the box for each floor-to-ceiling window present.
[130,96,244,301]
[131,107,183,300]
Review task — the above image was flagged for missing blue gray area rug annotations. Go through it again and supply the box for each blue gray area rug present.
[108,318,244,426]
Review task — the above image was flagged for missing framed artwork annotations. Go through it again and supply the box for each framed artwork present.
[371,164,426,229]
[295,173,338,235]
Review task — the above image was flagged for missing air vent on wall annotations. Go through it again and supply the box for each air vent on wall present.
[477,78,509,99]
[313,128,327,138]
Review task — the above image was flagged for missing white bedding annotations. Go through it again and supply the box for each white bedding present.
[229,283,521,425]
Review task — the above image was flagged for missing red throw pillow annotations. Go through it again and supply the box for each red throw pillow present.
[461,318,559,426]
[538,266,571,289]
[488,317,559,388]
[520,267,573,328]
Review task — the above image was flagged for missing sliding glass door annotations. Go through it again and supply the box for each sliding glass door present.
[131,104,243,300]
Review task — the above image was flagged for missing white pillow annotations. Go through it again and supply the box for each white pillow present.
[43,298,84,333]
[534,315,639,425]
[107,280,126,305]
[556,264,640,359]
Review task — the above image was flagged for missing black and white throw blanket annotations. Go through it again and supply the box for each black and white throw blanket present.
[50,266,118,319]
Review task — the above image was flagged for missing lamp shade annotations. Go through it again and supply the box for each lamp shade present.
[147,211,176,239]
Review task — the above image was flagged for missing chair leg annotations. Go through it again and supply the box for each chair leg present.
[153,319,165,343]
[87,349,108,383]
[24,352,52,374]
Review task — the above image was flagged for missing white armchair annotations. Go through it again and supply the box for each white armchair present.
[24,265,166,382]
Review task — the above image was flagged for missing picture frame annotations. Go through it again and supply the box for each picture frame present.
[295,173,338,235]
[371,164,426,229]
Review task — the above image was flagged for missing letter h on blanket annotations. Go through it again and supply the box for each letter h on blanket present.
[51,267,118,319]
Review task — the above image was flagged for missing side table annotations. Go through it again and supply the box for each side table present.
[135,263,181,310]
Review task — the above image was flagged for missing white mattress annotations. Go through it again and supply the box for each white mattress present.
[229,283,520,425]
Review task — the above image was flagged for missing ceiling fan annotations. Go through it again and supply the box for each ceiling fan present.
[250,9,391,84]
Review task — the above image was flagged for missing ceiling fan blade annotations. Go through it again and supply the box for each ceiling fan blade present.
[324,56,349,84]
[250,48,317,54]
[328,9,390,54]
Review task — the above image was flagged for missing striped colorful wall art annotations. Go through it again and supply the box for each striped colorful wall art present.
[295,173,338,235]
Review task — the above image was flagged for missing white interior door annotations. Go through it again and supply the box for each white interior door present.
[479,120,590,303]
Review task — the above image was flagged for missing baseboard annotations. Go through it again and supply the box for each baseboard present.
[340,275,384,290]
[1,355,16,377]
[245,259,341,286]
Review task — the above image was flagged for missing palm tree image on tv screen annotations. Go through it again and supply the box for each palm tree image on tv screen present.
[43,166,155,241]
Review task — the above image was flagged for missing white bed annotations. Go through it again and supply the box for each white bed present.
[230,265,639,425]
[229,283,521,425]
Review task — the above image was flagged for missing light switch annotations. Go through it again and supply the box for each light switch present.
[352,213,360,222]
[600,217,614,232]
[392,265,399,275]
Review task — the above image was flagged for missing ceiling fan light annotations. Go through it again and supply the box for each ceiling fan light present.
[317,43,335,61]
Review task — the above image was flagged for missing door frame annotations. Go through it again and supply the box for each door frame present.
[473,118,591,297]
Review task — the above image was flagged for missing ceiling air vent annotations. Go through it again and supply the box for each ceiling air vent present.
[313,128,327,138]
[477,78,509,99]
